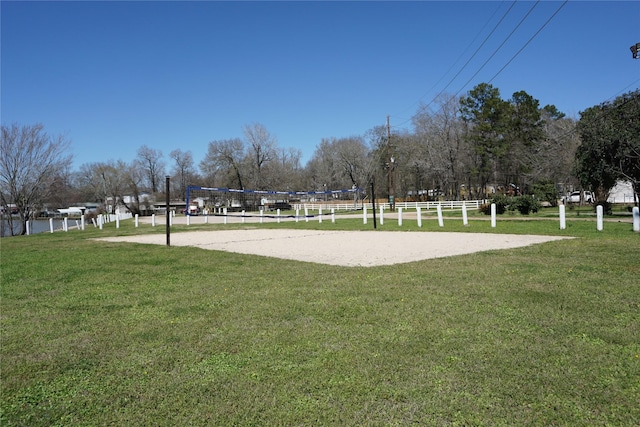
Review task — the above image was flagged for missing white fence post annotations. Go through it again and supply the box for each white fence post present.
[462,202,468,226]
[363,205,367,225]
[277,209,281,223]
[417,207,422,227]
[633,206,639,232]
[559,205,566,230]
[596,205,603,231]
[331,208,335,223]
[437,204,444,227]
[305,206,309,222]
[491,204,496,228]
[241,210,245,224]
[398,207,403,226]
[319,208,322,223]
[223,208,228,224]
[152,214,156,227]
[380,205,384,225]
[64,217,69,232]
[49,218,54,233]
[295,208,299,223]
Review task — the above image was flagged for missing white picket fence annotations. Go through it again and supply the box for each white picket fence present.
[295,199,485,212]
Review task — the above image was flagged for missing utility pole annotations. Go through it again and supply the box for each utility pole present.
[387,115,395,211]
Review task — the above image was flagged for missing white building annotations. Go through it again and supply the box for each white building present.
[608,181,636,204]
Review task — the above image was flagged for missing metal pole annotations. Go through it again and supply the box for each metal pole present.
[371,181,377,229]
[387,115,393,211]
[166,176,170,246]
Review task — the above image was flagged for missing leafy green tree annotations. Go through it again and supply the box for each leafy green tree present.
[609,90,640,203]
[575,90,640,205]
[503,90,545,192]
[459,83,510,197]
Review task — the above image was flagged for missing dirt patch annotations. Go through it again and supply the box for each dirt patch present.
[95,229,570,267]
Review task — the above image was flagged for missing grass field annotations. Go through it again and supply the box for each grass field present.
[1,214,639,426]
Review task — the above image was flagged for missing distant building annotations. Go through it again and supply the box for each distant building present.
[608,181,635,204]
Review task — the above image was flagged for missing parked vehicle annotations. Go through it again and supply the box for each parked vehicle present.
[563,191,594,204]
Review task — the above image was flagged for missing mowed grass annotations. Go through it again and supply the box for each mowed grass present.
[1,216,639,426]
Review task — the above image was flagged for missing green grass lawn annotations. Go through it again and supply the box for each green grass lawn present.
[1,217,639,426]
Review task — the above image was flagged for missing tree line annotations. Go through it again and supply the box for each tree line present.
[2,83,639,235]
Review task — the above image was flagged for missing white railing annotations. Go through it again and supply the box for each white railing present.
[294,200,485,212]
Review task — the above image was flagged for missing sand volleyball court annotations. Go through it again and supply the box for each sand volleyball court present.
[96,229,570,267]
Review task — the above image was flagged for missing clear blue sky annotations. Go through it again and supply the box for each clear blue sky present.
[2,1,639,171]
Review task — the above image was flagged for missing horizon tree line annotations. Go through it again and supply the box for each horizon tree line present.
[2,84,639,235]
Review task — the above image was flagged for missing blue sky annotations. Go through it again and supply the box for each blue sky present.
[2,1,639,171]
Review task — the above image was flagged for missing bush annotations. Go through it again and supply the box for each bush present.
[532,179,559,207]
[512,195,541,215]
[595,201,612,215]
[490,194,510,214]
[480,195,540,215]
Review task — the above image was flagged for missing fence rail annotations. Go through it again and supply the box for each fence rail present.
[294,200,485,212]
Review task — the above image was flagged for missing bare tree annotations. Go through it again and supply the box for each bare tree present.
[118,160,147,216]
[92,161,125,214]
[305,138,340,191]
[0,123,72,236]
[305,136,374,195]
[169,149,196,201]
[413,95,468,199]
[243,123,276,190]
[200,138,246,189]
[136,145,165,194]
[334,137,372,189]
[270,147,303,190]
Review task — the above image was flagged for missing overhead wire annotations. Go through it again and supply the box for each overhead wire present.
[487,0,568,84]
[393,1,513,124]
[390,0,567,133]
[450,0,541,99]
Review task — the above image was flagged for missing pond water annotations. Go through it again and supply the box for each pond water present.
[1,219,73,237]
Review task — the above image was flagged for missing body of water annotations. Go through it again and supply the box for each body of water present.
[1,218,75,237]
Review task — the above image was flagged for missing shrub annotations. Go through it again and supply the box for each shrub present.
[532,179,559,207]
[512,195,541,215]
[480,195,540,215]
[480,195,510,215]
[595,201,612,215]
[490,194,509,214]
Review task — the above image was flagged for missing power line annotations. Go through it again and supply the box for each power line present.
[451,0,541,99]
[394,1,514,123]
[391,0,567,134]
[488,1,568,84]
[391,1,540,130]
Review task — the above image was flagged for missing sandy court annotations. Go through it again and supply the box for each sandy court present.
[96,229,570,267]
